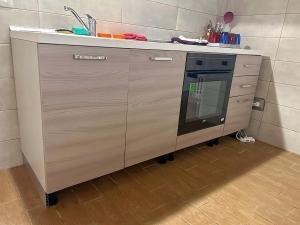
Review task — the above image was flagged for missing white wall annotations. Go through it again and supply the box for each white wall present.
[224,0,300,155]
[0,0,222,169]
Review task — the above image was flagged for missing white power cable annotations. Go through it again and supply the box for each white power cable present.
[236,130,255,143]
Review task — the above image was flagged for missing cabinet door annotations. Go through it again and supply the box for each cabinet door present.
[126,49,186,167]
[223,94,255,135]
[38,44,129,192]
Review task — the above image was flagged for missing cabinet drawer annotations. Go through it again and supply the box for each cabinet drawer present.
[126,49,186,167]
[176,125,224,150]
[223,94,254,135]
[38,44,129,192]
[234,55,262,76]
[230,76,258,97]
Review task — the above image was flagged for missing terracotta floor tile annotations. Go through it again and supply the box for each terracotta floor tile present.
[0,200,32,225]
[0,138,299,225]
[0,170,19,205]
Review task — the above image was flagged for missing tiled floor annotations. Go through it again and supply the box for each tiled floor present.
[0,137,300,225]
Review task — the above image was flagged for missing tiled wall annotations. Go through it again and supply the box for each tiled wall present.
[224,0,300,155]
[0,0,222,169]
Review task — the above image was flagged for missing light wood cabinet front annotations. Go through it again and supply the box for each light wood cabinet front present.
[38,44,129,192]
[234,55,262,76]
[125,49,186,167]
[223,94,255,135]
[230,75,258,97]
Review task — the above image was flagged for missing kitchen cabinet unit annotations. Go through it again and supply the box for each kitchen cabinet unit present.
[224,55,262,135]
[12,40,129,201]
[11,28,263,206]
[125,50,186,166]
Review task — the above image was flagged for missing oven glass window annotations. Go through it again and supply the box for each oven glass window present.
[186,79,227,122]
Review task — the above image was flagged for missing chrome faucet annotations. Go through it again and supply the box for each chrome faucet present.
[64,6,96,36]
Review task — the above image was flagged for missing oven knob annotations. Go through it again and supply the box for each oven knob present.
[220,118,225,122]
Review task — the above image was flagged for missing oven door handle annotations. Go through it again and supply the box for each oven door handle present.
[187,72,232,79]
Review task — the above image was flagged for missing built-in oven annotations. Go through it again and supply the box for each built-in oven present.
[178,53,236,135]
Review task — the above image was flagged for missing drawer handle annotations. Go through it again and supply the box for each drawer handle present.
[243,64,258,68]
[237,98,251,103]
[243,98,251,103]
[73,54,107,60]
[240,84,253,88]
[149,57,173,61]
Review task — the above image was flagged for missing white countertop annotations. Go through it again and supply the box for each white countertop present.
[10,27,262,56]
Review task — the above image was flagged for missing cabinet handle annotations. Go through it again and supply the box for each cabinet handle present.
[149,57,173,61]
[242,98,251,103]
[73,54,107,60]
[240,84,253,88]
[243,64,258,68]
[237,98,251,103]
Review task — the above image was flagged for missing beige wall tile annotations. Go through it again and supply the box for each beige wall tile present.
[0,44,12,78]
[0,78,16,110]
[287,0,300,13]
[176,8,215,33]
[258,122,300,155]
[0,110,19,141]
[0,8,39,44]
[122,0,178,30]
[39,12,82,30]
[120,23,173,41]
[262,103,300,133]
[282,14,300,38]
[255,80,270,99]
[267,82,300,109]
[277,38,300,63]
[273,61,300,86]
[177,0,219,15]
[96,21,124,35]
[226,0,288,15]
[232,15,284,38]
[38,0,73,15]
[0,139,22,170]
[0,0,38,10]
[151,0,177,6]
[241,37,279,60]
[259,59,274,82]
[77,0,122,22]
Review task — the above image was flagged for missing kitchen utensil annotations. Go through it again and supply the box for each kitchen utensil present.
[235,34,241,45]
[224,12,234,24]
[228,33,235,44]
[97,33,112,38]
[220,32,229,44]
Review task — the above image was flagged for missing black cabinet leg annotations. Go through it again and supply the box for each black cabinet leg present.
[207,140,214,147]
[207,138,219,147]
[45,192,58,207]
[157,155,167,164]
[167,153,175,161]
[213,138,219,145]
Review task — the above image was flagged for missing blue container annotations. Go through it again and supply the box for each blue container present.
[235,34,241,45]
[220,32,229,44]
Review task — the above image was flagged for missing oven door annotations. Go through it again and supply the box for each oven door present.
[178,71,232,135]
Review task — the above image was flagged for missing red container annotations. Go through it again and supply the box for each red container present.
[209,32,219,43]
[228,33,236,44]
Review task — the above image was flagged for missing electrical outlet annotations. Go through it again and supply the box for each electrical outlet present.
[252,97,265,111]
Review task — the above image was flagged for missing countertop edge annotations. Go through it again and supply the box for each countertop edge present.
[10,30,263,56]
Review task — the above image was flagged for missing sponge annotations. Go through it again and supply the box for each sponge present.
[72,27,90,36]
